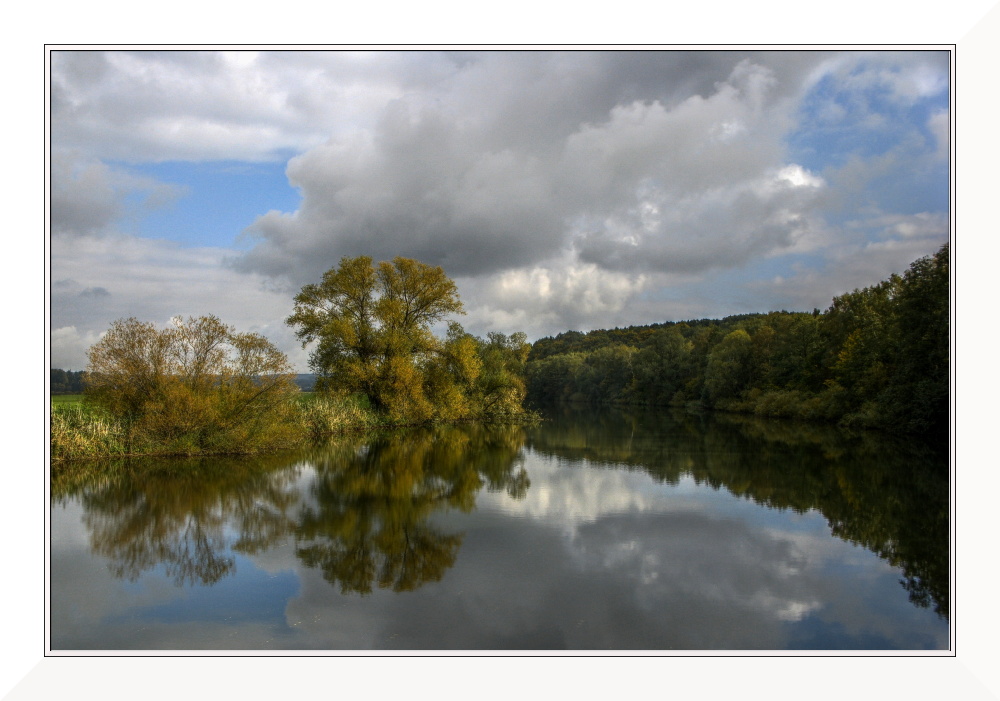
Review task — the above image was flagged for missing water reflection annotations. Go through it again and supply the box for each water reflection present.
[526,405,949,619]
[51,407,947,620]
[294,424,529,594]
[52,423,530,595]
[53,453,303,586]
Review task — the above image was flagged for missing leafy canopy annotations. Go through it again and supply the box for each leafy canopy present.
[287,255,530,422]
[84,315,301,453]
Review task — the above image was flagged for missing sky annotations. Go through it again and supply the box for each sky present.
[49,48,951,372]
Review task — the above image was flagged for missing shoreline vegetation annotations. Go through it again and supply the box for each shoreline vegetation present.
[51,392,540,462]
[49,394,365,461]
[51,245,949,461]
[52,257,541,462]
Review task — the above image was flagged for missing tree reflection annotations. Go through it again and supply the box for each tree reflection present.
[295,423,529,594]
[51,422,529,594]
[526,404,950,618]
[55,454,303,586]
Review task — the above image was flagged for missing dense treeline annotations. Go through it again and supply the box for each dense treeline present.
[526,243,949,440]
[51,368,85,394]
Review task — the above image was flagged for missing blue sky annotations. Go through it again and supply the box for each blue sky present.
[119,161,302,249]
[49,49,952,371]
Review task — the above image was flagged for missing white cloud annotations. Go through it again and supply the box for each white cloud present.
[234,55,828,318]
[742,221,948,315]
[774,164,824,189]
[50,326,103,370]
[869,211,949,240]
[928,108,951,161]
[50,234,308,370]
[457,261,648,338]
[50,50,432,163]
[803,51,950,104]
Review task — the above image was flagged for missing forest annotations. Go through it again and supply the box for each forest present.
[524,243,949,441]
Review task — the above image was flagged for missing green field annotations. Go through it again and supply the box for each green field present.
[51,392,362,408]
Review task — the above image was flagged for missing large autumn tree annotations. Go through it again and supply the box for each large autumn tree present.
[287,255,530,422]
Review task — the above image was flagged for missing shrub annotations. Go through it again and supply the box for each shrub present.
[81,315,303,456]
[296,394,383,439]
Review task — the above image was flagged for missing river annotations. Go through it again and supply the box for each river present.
[49,404,950,651]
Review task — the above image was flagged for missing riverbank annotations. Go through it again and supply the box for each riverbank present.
[50,393,540,461]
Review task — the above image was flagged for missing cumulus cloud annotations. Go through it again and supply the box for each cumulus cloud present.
[50,50,438,163]
[51,149,185,237]
[454,260,648,338]
[230,51,949,342]
[234,56,829,291]
[50,235,307,370]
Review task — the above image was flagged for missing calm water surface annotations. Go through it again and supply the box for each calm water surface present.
[49,405,950,651]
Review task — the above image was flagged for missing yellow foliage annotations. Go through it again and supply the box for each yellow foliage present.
[288,257,532,424]
[83,315,302,455]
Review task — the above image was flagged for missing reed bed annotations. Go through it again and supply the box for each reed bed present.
[51,391,535,461]
[51,393,387,461]
[50,404,134,460]
[296,394,385,439]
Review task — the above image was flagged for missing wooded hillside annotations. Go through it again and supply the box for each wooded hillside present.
[526,243,950,439]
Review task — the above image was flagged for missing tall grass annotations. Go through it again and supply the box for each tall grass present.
[51,390,532,461]
[51,392,386,461]
[50,404,133,460]
[296,394,384,439]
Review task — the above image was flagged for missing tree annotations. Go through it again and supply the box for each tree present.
[525,351,588,404]
[85,315,301,453]
[469,330,532,418]
[583,344,637,403]
[703,329,755,404]
[286,256,469,422]
[763,313,825,392]
[632,327,693,405]
[883,243,949,436]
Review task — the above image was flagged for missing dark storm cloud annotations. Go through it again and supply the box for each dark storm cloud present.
[234,52,839,285]
[237,99,569,280]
